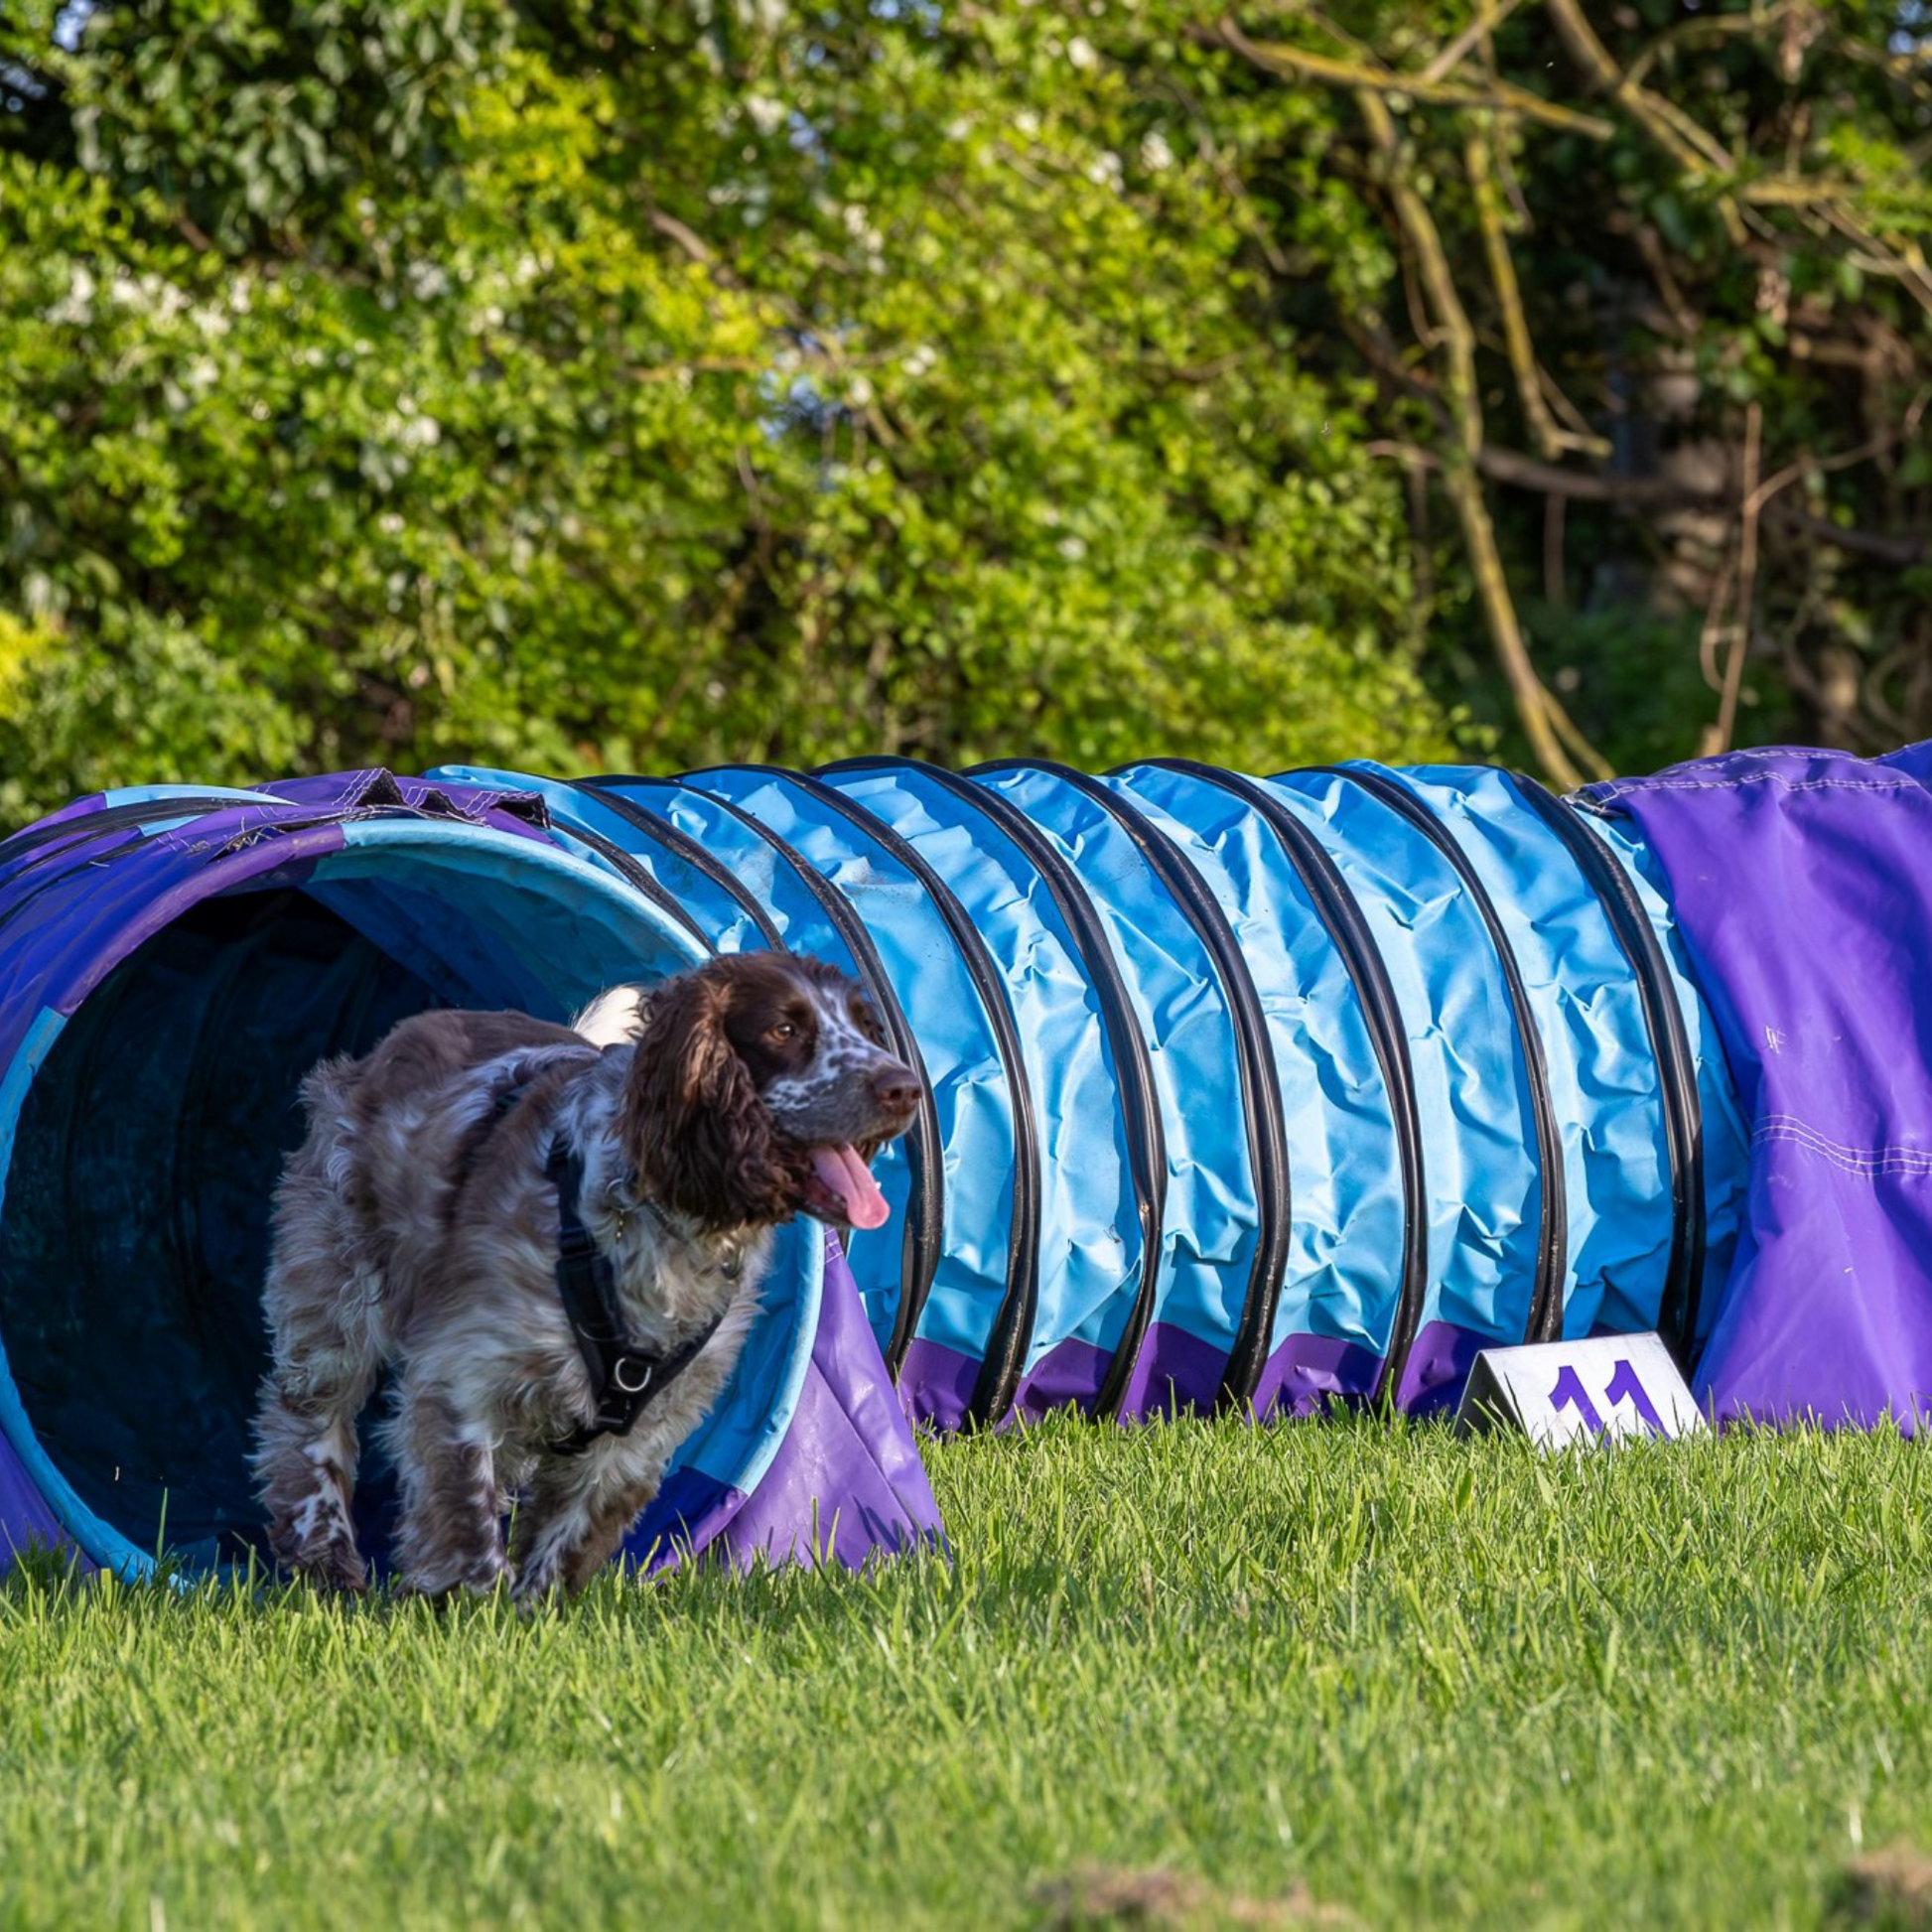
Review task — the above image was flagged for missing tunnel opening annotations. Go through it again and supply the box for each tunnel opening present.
[0,832,702,1577]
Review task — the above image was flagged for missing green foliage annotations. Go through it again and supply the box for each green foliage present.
[6,1416,1932,1925]
[4,1,1925,813]
[1198,0,1932,773]
[0,2,1455,824]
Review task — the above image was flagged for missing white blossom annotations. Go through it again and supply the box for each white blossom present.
[44,267,95,326]
[744,94,786,136]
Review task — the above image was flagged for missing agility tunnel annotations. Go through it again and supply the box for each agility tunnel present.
[0,770,939,1583]
[4,741,1931,1584]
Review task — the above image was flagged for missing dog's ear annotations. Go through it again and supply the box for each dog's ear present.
[621,968,799,1228]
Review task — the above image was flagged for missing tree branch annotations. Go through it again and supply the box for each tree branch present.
[1205,18,1616,140]
[1355,87,1610,788]
[1419,0,1526,82]
[1465,131,1609,461]
[1705,401,1763,757]
[1542,0,1746,241]
[1474,445,1717,505]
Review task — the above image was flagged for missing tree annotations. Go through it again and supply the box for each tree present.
[1198,0,1932,780]
[0,0,1454,826]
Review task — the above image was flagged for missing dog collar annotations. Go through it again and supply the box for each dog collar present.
[603,1174,744,1282]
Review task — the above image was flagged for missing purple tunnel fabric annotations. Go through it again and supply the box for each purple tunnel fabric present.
[1587,742,1932,1428]
[715,1229,944,1571]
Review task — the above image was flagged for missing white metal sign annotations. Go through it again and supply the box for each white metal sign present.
[1451,1330,1706,1449]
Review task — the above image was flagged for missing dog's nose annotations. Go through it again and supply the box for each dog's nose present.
[872,1065,920,1115]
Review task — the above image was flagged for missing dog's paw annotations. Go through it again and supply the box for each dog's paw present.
[268,1532,369,1595]
[507,1562,564,1612]
[395,1555,509,1605]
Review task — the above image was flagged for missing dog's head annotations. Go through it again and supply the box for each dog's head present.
[618,953,920,1232]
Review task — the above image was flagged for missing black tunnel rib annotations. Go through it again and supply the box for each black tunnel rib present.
[575,777,787,951]
[708,763,1039,1382]
[1147,761,1430,1406]
[1508,774,1708,1365]
[657,775,946,1364]
[1023,760,1293,1413]
[1310,765,1568,1348]
[532,818,709,949]
[827,757,1165,1423]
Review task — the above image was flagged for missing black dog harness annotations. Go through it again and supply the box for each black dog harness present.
[472,1069,734,1456]
[542,1137,733,1456]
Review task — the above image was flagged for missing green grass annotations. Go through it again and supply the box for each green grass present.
[4,1414,1932,1929]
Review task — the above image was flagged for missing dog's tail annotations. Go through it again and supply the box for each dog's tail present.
[571,982,650,1047]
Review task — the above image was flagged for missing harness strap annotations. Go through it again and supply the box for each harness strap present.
[543,1137,730,1457]
[453,1061,732,1455]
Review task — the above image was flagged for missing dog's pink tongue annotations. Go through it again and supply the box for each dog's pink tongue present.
[810,1144,891,1230]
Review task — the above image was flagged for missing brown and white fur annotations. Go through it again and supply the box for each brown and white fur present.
[250,952,918,1602]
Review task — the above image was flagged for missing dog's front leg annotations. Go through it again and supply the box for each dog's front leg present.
[387,1377,508,1597]
[509,1448,661,1603]
[253,1378,370,1593]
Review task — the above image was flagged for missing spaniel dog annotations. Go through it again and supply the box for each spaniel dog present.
[250,952,918,1602]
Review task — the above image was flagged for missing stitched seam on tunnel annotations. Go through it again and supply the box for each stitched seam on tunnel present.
[1593,774,1917,796]
[1754,1118,1932,1175]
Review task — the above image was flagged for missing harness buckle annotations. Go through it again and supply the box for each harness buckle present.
[611,1356,653,1397]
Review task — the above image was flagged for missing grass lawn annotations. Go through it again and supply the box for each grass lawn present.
[3,1412,1932,1929]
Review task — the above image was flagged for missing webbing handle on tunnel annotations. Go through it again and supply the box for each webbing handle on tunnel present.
[1303,764,1569,1350]
[1506,774,1708,1366]
[996,759,1293,1416]
[0,795,603,948]
[1144,761,1430,1408]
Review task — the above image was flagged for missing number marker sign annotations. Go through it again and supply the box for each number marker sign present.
[1451,1331,1705,1449]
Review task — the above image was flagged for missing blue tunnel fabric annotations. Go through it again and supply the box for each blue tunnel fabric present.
[1259,768,1545,1408]
[814,759,1144,1424]
[444,756,1751,1429]
[968,759,1270,1419]
[1106,763,1410,1410]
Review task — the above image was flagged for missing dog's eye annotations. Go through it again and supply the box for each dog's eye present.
[769,1022,796,1040]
